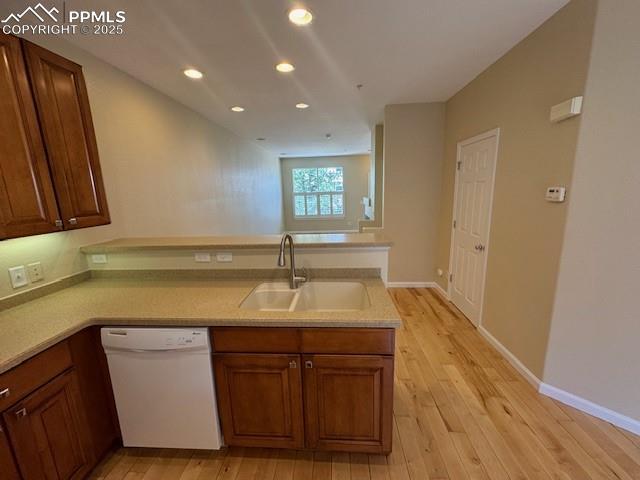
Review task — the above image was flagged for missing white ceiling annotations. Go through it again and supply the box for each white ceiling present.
[13,0,568,156]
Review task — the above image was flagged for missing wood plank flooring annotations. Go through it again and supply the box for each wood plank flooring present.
[89,288,640,480]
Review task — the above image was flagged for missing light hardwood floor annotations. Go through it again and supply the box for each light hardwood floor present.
[90,288,640,480]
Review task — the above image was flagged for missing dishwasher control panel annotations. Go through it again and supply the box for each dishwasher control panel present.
[101,328,209,351]
[166,331,201,346]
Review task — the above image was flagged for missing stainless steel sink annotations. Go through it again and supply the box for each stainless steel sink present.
[240,281,371,312]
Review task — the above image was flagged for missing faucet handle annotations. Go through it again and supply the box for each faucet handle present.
[294,267,308,287]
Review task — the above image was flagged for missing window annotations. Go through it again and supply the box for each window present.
[292,167,344,218]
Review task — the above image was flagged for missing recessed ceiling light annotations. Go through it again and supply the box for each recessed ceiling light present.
[296,103,309,109]
[276,62,295,73]
[183,68,203,79]
[288,8,313,26]
[230,106,245,112]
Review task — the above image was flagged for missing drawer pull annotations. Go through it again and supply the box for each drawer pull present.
[15,408,27,418]
[0,388,9,398]
[305,360,313,369]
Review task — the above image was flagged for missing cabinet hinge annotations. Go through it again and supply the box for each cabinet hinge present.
[449,273,453,282]
[457,161,462,171]
[453,219,456,229]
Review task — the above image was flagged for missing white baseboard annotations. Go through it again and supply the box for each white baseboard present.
[478,326,542,389]
[431,282,449,300]
[385,281,436,288]
[539,383,640,436]
[477,325,640,435]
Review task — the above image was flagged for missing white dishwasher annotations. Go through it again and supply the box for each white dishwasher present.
[101,327,223,449]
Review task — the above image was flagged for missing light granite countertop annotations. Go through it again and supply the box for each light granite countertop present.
[0,277,401,375]
[80,233,392,253]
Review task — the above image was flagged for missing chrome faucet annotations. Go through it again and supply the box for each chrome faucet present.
[277,233,307,289]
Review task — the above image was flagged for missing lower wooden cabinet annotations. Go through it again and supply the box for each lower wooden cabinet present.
[67,327,119,460]
[3,369,92,480]
[212,327,396,455]
[0,423,20,480]
[303,355,394,453]
[214,354,304,449]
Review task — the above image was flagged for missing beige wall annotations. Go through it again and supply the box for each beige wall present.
[383,103,445,283]
[0,37,283,300]
[544,0,640,420]
[435,0,597,377]
[360,125,384,230]
[280,155,369,232]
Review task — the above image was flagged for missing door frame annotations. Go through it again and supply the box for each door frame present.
[447,127,500,327]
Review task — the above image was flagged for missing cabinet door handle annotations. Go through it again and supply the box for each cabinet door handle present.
[305,360,313,369]
[55,219,63,228]
[288,360,297,369]
[69,218,78,225]
[15,408,27,418]
[0,388,9,398]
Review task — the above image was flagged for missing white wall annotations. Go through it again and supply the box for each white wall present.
[544,0,640,422]
[0,37,283,299]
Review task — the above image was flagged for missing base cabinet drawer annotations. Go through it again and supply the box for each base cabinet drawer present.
[303,355,394,453]
[3,369,92,480]
[213,354,304,449]
[0,341,73,413]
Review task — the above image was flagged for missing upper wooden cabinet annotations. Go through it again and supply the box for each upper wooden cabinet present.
[0,33,110,240]
[0,33,61,238]
[24,41,110,230]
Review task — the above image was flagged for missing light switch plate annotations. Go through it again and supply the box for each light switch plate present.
[8,266,28,289]
[91,254,108,264]
[194,252,211,263]
[27,262,44,282]
[216,252,233,263]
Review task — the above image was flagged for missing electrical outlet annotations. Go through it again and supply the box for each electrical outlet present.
[194,252,211,263]
[27,262,44,282]
[8,266,28,289]
[91,254,108,264]
[216,252,233,263]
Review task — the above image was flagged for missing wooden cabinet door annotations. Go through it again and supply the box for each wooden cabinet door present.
[303,355,394,454]
[23,40,110,230]
[3,370,91,480]
[213,354,304,449]
[67,327,119,464]
[0,422,20,480]
[0,33,61,239]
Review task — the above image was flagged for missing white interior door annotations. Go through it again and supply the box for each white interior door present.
[449,130,499,326]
